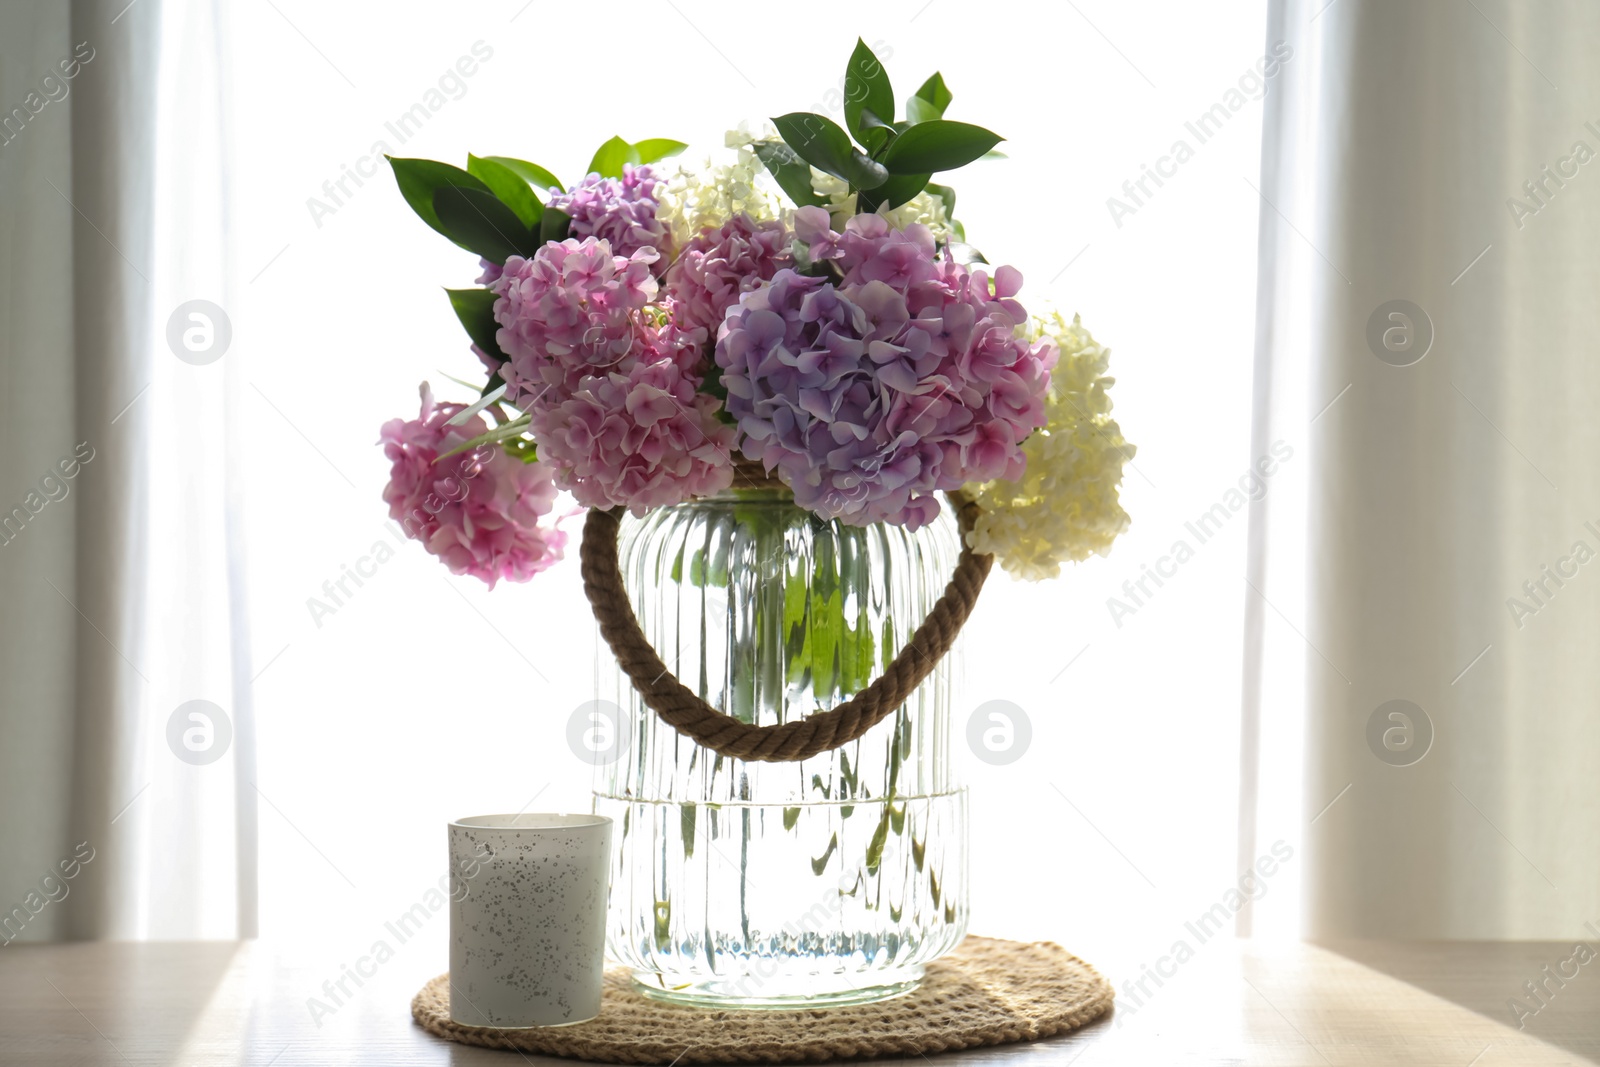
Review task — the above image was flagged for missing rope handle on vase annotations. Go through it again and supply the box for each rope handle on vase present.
[579,494,994,763]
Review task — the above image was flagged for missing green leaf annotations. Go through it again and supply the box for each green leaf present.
[843,38,894,152]
[633,138,688,164]
[653,898,671,951]
[864,808,890,874]
[467,155,542,229]
[809,833,838,876]
[445,288,503,358]
[444,382,508,428]
[432,186,537,264]
[437,413,532,460]
[904,96,942,126]
[860,108,895,134]
[699,362,738,425]
[772,112,888,189]
[857,171,930,214]
[483,156,563,194]
[913,72,952,116]
[680,803,696,859]
[925,181,956,220]
[387,157,493,245]
[881,119,1002,175]
[501,436,537,462]
[753,140,827,208]
[588,135,641,179]
[946,240,988,266]
[859,108,897,158]
[437,371,488,394]
[539,207,571,245]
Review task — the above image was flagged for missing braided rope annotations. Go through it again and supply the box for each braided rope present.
[580,493,993,763]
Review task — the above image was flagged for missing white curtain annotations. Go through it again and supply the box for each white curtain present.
[1244,0,1600,938]
[0,0,252,940]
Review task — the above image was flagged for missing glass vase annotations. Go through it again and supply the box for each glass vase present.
[591,478,969,1006]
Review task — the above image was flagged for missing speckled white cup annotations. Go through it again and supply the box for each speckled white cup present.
[447,813,613,1028]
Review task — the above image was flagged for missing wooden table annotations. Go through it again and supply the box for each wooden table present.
[1,939,1596,1065]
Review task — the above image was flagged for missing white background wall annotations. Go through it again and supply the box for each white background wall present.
[222,0,1283,1019]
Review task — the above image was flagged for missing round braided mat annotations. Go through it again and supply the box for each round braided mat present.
[411,936,1114,1063]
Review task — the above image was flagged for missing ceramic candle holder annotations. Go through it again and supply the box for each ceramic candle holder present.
[447,813,613,1028]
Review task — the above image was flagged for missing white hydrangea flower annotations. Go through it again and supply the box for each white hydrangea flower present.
[655,133,783,248]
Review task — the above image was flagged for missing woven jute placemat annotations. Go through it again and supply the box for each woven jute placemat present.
[411,936,1114,1063]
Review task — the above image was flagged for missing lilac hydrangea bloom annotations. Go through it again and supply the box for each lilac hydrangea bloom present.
[715,209,1055,528]
[548,164,673,263]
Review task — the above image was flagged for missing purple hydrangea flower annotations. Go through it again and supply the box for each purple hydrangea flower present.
[715,210,1056,529]
[548,164,672,263]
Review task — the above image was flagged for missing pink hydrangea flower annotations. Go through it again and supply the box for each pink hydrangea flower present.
[548,164,672,263]
[491,237,659,407]
[715,210,1055,528]
[487,236,734,513]
[663,213,792,333]
[380,383,566,587]
[530,340,734,514]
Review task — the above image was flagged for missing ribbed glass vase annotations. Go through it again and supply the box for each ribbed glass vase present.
[592,476,969,1006]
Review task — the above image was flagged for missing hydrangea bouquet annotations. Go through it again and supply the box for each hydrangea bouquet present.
[380,40,1133,588]
[379,40,1139,1006]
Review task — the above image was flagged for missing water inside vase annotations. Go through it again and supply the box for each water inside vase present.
[594,788,966,1005]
